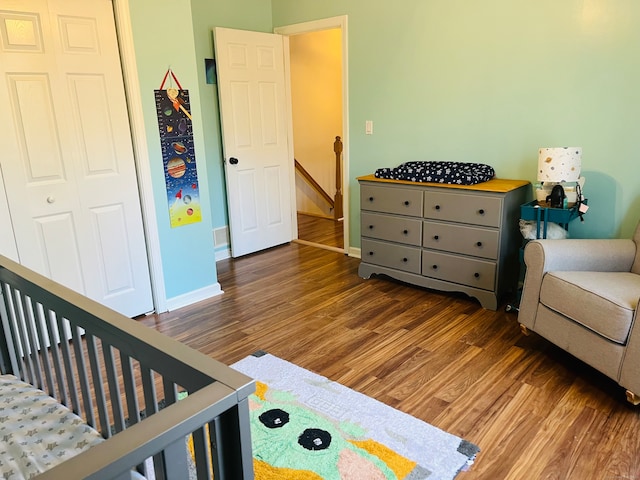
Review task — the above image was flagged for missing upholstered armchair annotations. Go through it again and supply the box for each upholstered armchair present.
[518,221,640,404]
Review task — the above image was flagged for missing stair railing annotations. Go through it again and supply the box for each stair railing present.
[294,136,343,221]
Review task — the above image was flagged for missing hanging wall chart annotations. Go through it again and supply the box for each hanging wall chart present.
[154,69,201,228]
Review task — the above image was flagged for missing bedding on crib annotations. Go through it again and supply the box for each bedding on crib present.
[0,374,104,478]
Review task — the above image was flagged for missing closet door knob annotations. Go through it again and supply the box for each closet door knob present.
[229,157,239,165]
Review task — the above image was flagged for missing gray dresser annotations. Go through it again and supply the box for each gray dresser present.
[358,175,530,310]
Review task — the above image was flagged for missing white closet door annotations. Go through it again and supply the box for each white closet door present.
[0,0,153,317]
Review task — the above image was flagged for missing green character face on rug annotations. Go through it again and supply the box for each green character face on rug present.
[249,382,403,479]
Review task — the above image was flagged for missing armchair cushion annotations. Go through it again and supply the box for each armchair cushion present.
[539,271,640,344]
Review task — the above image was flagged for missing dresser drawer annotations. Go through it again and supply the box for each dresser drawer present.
[361,238,421,274]
[422,251,496,290]
[361,185,423,216]
[422,221,499,259]
[423,191,502,227]
[361,212,422,246]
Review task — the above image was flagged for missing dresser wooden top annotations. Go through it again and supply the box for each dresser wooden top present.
[357,174,530,193]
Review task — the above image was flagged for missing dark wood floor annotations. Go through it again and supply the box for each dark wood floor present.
[141,243,640,480]
[297,212,343,249]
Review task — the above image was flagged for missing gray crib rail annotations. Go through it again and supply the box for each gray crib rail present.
[0,254,255,480]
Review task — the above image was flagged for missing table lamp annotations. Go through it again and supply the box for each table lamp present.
[536,147,583,207]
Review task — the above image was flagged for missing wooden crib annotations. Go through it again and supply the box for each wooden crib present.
[0,254,254,480]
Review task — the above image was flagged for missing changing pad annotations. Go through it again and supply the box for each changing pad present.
[375,161,495,185]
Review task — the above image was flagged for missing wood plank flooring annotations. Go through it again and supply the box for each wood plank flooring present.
[297,212,343,249]
[140,243,640,480]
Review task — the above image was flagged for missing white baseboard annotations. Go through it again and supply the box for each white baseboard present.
[215,248,231,261]
[165,283,223,311]
[348,246,361,259]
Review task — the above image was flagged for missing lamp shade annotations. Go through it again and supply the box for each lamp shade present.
[537,147,582,182]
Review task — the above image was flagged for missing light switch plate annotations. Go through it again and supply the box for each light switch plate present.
[365,120,373,135]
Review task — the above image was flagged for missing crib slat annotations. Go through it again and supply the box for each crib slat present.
[0,284,20,375]
[103,342,125,434]
[87,333,110,437]
[9,288,34,382]
[56,314,81,415]
[162,437,191,480]
[44,309,68,406]
[210,399,254,480]
[141,367,165,480]
[32,301,55,397]
[20,294,43,389]
[72,324,96,428]
[120,352,141,425]
[192,425,213,479]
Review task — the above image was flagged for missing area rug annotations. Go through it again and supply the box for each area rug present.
[231,352,479,480]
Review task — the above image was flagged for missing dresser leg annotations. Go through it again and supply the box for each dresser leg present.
[519,324,530,336]
[626,390,640,405]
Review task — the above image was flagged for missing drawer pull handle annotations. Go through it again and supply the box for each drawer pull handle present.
[478,209,485,215]
[432,264,438,270]
[369,196,374,202]
[402,257,408,263]
[403,229,409,235]
[368,251,375,256]
[404,200,410,206]
[435,205,441,210]
[474,272,480,278]
[476,241,483,247]
[369,225,374,229]
[433,235,439,240]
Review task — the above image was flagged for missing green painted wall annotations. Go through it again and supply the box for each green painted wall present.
[128,0,218,299]
[272,0,640,242]
[126,0,640,305]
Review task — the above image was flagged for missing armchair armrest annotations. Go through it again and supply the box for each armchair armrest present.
[518,239,636,327]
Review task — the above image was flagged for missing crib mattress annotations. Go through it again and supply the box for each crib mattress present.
[0,374,105,479]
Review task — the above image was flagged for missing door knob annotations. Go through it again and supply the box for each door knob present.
[229,157,239,165]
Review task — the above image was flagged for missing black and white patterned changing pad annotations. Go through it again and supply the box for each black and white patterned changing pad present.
[375,161,495,185]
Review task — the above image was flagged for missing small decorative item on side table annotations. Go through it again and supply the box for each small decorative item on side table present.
[505,146,589,313]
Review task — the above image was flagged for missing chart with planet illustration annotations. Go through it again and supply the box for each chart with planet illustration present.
[154,87,202,227]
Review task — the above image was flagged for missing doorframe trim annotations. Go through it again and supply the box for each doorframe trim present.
[275,15,350,254]
[112,0,167,313]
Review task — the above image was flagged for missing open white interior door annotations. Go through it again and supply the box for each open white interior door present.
[0,0,153,317]
[214,27,293,258]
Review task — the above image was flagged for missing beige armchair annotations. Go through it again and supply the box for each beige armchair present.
[518,221,640,404]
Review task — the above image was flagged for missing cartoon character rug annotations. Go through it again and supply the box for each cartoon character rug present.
[231,352,479,480]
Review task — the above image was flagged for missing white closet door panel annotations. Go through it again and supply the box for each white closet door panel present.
[35,212,84,292]
[8,74,66,181]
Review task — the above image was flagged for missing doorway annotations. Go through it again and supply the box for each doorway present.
[275,17,349,254]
